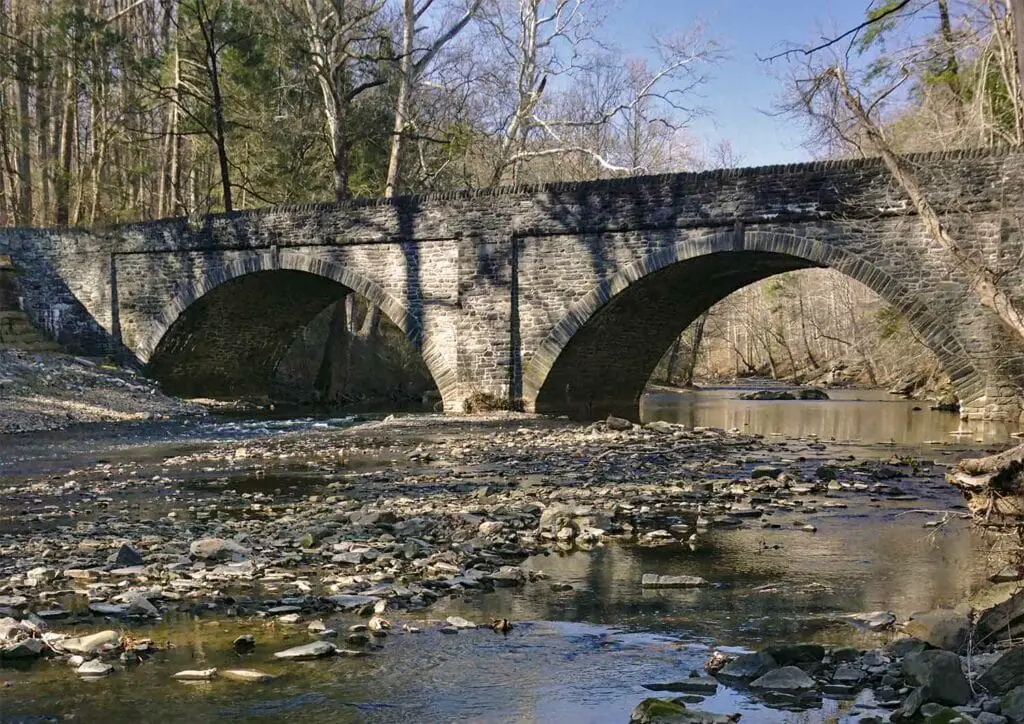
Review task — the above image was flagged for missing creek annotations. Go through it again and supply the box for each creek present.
[0,385,1017,723]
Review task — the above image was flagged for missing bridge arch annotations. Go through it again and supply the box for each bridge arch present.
[140,249,456,404]
[523,229,984,420]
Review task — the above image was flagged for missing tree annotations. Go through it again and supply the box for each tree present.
[474,0,718,186]
[384,0,483,197]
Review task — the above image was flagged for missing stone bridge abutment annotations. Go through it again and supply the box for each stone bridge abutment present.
[2,147,1024,421]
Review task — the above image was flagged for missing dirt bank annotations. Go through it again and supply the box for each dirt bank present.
[0,350,205,434]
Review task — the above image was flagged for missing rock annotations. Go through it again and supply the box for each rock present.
[478,521,506,536]
[896,685,934,719]
[749,665,817,693]
[1,637,45,659]
[445,616,477,629]
[1002,685,1024,723]
[77,659,114,677]
[641,574,709,588]
[630,698,739,723]
[977,589,1024,644]
[716,651,779,682]
[88,602,127,616]
[232,634,255,654]
[221,669,277,683]
[751,465,782,479]
[328,595,379,611]
[832,664,864,684]
[643,675,719,695]
[606,415,633,431]
[189,537,250,561]
[979,648,1024,696]
[845,611,896,631]
[630,698,685,723]
[110,544,143,567]
[58,629,120,655]
[886,637,930,658]
[272,641,336,660]
[764,643,825,666]
[173,668,217,681]
[903,608,970,652]
[491,566,526,587]
[903,650,972,706]
[122,591,159,617]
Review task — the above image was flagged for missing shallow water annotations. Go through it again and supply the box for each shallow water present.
[0,389,1015,723]
[642,384,1017,445]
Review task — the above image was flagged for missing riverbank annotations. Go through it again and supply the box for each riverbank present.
[1,413,1022,721]
[0,350,206,434]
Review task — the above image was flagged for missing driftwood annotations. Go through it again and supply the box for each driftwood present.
[948,442,1024,521]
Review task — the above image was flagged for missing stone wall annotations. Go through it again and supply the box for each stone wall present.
[2,147,1024,420]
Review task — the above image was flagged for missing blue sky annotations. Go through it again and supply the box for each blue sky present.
[606,1,872,167]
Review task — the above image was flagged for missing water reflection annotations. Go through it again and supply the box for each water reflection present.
[641,385,1018,444]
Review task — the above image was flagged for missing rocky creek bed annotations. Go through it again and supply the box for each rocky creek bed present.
[1,413,1023,722]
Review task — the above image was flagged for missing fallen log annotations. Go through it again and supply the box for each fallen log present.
[947,442,1024,521]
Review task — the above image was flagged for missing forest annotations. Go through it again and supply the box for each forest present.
[2,0,1024,402]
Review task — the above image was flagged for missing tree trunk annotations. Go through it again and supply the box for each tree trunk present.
[835,66,1024,343]
[664,336,682,385]
[384,0,415,198]
[197,0,232,212]
[1011,0,1024,108]
[681,313,707,387]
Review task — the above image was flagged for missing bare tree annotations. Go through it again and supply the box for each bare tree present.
[384,0,483,197]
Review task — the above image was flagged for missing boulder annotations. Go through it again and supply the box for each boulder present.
[903,608,970,652]
[979,648,1024,696]
[221,669,276,683]
[977,589,1024,645]
[1002,685,1024,723]
[77,659,114,677]
[749,666,817,693]
[189,538,250,561]
[903,650,972,706]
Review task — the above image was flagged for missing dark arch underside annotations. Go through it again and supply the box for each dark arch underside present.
[148,269,352,399]
[534,250,821,420]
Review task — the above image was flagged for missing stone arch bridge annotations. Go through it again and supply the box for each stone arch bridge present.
[4,148,1024,421]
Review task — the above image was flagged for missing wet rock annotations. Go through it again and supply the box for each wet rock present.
[749,666,817,693]
[328,595,379,611]
[643,674,719,695]
[903,650,971,706]
[751,465,782,479]
[903,608,970,652]
[173,668,217,681]
[978,648,1024,696]
[272,641,336,660]
[188,537,249,562]
[716,652,779,682]
[221,669,277,683]
[57,630,120,655]
[832,664,864,684]
[641,574,709,589]
[445,616,477,630]
[1002,685,1024,723]
[77,659,114,677]
[886,637,930,658]
[491,566,526,587]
